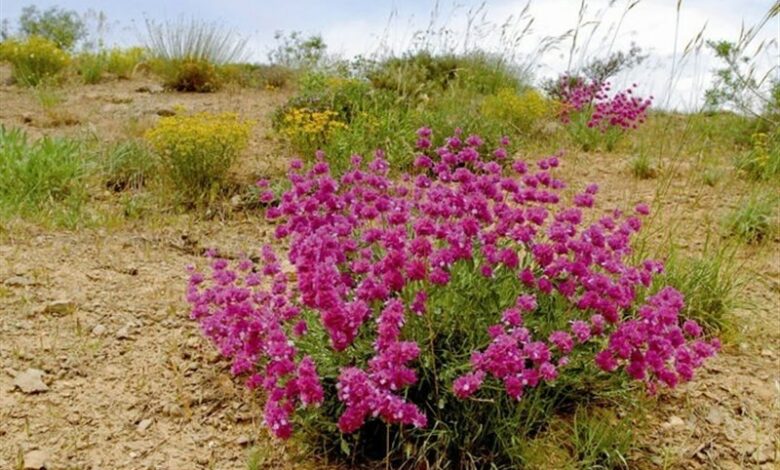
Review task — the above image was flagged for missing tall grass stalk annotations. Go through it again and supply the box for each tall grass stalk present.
[143,17,249,64]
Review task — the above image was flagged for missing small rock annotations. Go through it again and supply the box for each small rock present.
[4,275,34,287]
[235,436,251,446]
[23,449,50,469]
[760,349,774,358]
[137,418,153,432]
[705,406,725,426]
[663,415,685,429]
[752,446,774,464]
[92,324,107,336]
[156,108,176,117]
[230,195,243,208]
[42,300,76,315]
[14,369,49,394]
[115,325,131,340]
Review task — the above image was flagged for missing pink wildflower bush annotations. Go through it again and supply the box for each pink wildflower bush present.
[187,128,717,465]
[554,75,652,151]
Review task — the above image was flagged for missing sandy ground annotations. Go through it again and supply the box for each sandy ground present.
[0,73,778,469]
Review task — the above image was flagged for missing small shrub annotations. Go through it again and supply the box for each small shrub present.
[481,87,553,135]
[145,112,253,203]
[722,191,778,243]
[735,131,780,181]
[0,126,88,221]
[629,152,656,179]
[187,128,719,468]
[0,36,70,86]
[156,59,222,92]
[102,139,158,191]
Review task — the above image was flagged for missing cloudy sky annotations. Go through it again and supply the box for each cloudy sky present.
[1,0,777,110]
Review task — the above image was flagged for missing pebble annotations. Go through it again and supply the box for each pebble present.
[4,275,34,287]
[14,369,49,394]
[662,415,685,429]
[23,449,50,469]
[235,436,251,446]
[137,418,153,432]
[92,324,107,336]
[42,300,76,315]
[115,325,131,340]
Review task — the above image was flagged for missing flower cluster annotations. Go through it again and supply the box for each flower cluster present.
[187,127,717,440]
[280,107,347,141]
[555,75,652,133]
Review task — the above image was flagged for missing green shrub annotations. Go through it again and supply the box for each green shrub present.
[219,63,294,90]
[18,5,86,51]
[722,190,778,243]
[145,112,253,203]
[102,139,158,191]
[0,126,88,222]
[0,36,70,86]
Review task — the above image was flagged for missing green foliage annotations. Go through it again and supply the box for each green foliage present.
[268,31,327,69]
[219,63,294,89]
[0,36,70,86]
[735,130,780,181]
[102,139,158,192]
[0,126,89,224]
[659,246,740,334]
[77,47,146,83]
[722,190,778,244]
[106,47,146,78]
[567,407,632,469]
[366,51,521,103]
[629,152,656,179]
[76,50,106,84]
[18,5,86,51]
[145,112,253,204]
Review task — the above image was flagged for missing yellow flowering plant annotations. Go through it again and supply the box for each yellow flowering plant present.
[481,88,554,135]
[145,111,253,203]
[278,107,347,156]
[0,36,70,86]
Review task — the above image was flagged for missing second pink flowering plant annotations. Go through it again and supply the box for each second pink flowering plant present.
[554,75,653,151]
[187,127,717,466]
